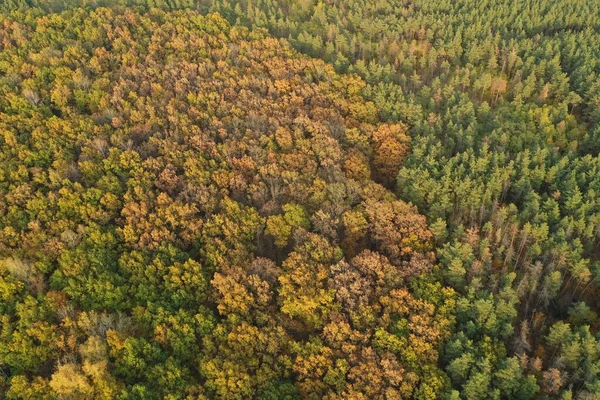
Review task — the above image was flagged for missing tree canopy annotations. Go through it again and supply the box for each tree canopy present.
[2,1,600,399]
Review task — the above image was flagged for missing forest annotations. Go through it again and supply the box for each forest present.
[1,1,599,399]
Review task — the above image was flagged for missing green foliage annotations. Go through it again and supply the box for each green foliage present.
[0,6,444,398]
[2,0,600,398]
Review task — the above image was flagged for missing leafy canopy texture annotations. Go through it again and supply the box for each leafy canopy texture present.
[0,7,449,399]
[3,0,600,398]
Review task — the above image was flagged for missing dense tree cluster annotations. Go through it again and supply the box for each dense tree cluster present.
[202,1,600,398]
[2,0,600,399]
[0,7,453,399]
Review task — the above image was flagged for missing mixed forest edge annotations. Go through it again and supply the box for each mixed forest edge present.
[1,1,600,399]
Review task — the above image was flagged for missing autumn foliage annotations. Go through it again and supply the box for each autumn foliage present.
[0,8,448,399]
